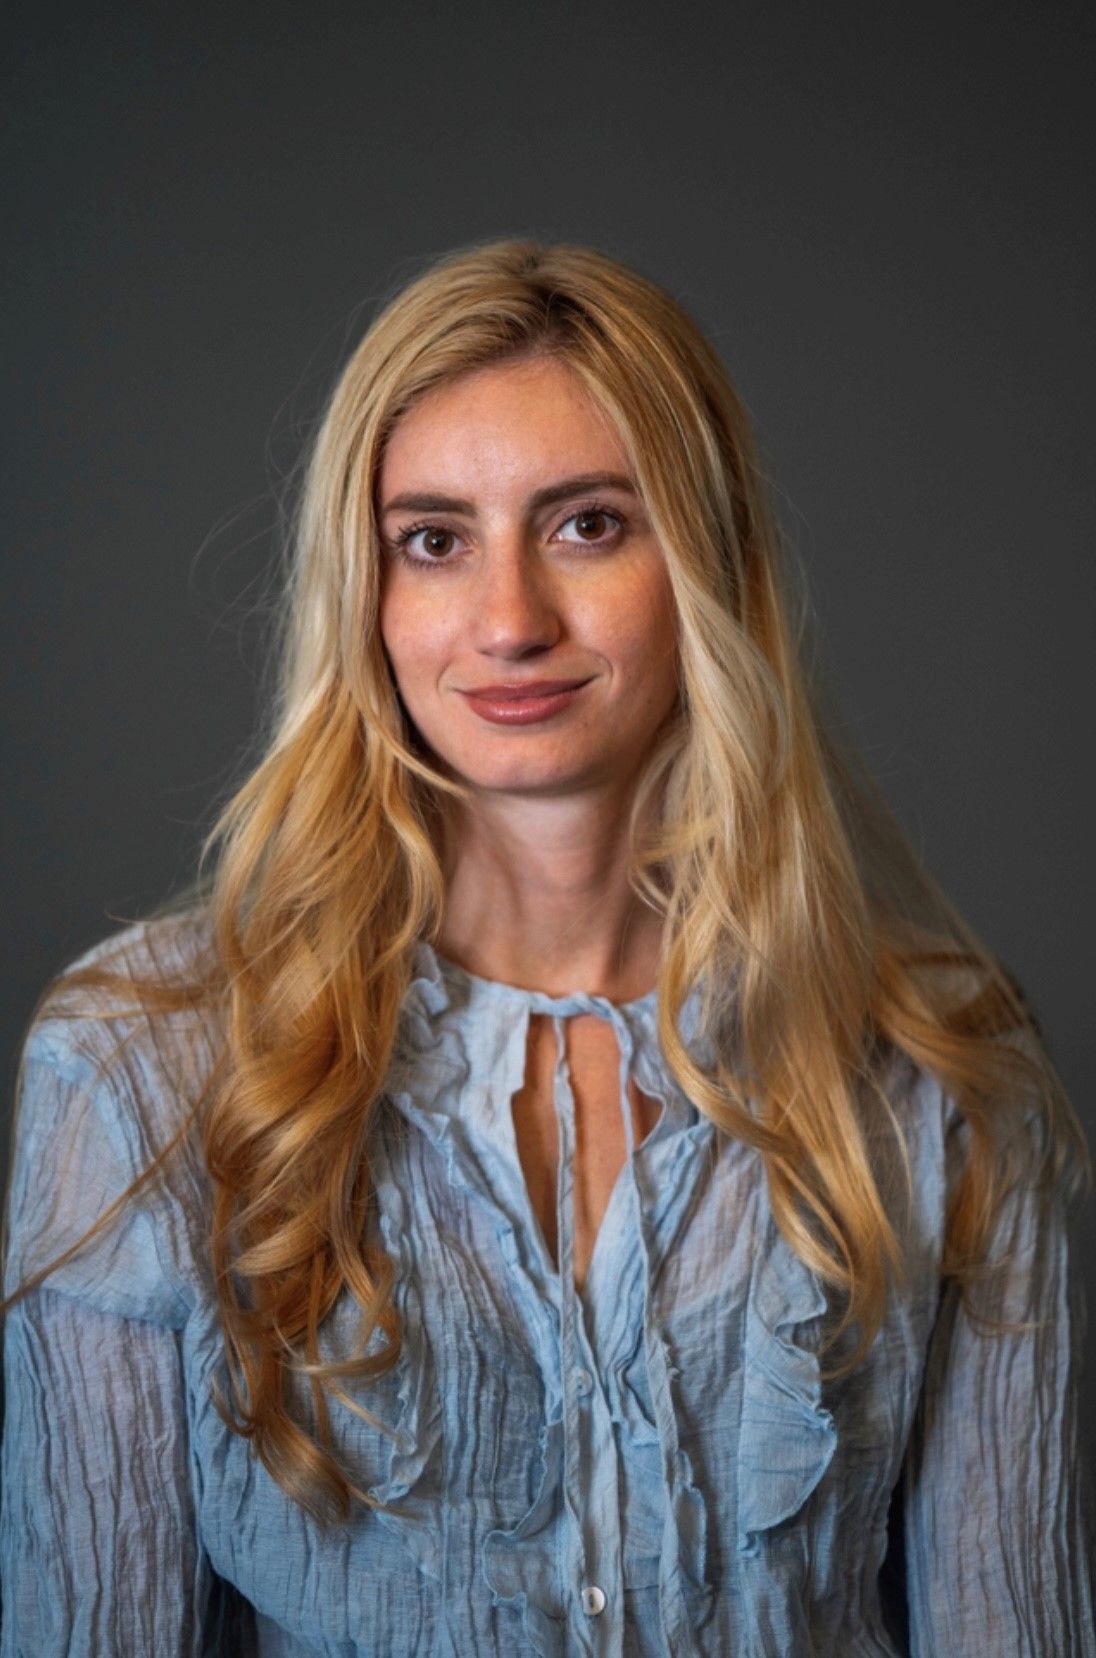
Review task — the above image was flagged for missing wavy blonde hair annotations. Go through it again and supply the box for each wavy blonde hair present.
[3,236,1090,1526]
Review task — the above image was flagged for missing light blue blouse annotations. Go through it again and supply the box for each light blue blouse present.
[1,916,1094,1655]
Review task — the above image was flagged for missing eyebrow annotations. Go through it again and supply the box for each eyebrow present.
[379,470,639,518]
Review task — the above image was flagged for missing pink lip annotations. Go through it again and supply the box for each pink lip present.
[460,678,593,725]
[461,678,592,699]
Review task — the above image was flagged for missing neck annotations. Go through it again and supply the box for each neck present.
[433,790,666,1002]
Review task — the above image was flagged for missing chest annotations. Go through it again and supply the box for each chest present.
[509,1010,663,1294]
[193,1094,934,1657]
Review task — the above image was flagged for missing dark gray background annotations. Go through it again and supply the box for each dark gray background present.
[3,0,1093,1493]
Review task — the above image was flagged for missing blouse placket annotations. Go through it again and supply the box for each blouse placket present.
[508,987,707,1657]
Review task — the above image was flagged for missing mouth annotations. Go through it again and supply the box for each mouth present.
[458,677,595,725]
[459,677,593,700]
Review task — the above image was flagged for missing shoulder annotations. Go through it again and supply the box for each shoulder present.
[31,905,218,1050]
[867,1039,1083,1308]
[867,1044,953,1172]
[7,911,221,1322]
[851,1045,971,1282]
[25,908,221,1133]
[874,1028,1074,1192]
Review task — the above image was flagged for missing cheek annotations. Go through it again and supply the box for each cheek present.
[379,585,451,683]
[585,572,677,672]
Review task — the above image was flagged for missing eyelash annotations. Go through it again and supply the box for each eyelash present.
[385,500,627,570]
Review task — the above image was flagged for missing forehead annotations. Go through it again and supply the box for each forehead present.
[377,356,630,495]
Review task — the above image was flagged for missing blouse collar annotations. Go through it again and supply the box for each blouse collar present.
[397,937,720,1129]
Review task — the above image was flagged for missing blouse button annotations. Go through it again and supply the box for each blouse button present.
[580,1585,607,1616]
[575,1367,593,1395]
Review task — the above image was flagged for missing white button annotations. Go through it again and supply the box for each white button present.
[575,1368,593,1395]
[580,1584,606,1616]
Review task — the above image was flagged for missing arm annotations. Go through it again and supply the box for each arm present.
[1,1035,254,1656]
[1,1285,212,1656]
[902,1106,1096,1656]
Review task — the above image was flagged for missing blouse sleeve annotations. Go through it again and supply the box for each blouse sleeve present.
[1,1284,213,1654]
[901,1096,1096,1656]
[0,1027,253,1655]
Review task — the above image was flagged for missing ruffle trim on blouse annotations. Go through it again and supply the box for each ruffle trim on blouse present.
[736,1220,838,1558]
[663,1433,712,1615]
[387,942,563,1324]
[598,1120,725,1619]
[383,948,496,1230]
[373,941,570,1609]
[601,1117,720,1451]
[365,1130,445,1582]
[481,1414,568,1658]
[620,1142,716,1647]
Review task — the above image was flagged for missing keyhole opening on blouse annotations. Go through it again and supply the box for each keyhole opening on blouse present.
[510,1011,663,1295]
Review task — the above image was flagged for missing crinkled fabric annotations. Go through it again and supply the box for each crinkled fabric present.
[2,915,1094,1655]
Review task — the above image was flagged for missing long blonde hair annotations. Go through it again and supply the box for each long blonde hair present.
[3,236,1090,1526]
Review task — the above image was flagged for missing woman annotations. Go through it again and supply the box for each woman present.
[2,238,1093,1656]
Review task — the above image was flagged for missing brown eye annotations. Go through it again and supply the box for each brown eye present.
[390,522,463,565]
[420,528,454,558]
[575,511,609,539]
[556,505,625,547]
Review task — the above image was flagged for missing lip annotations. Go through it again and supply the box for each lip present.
[460,678,593,699]
[459,677,594,725]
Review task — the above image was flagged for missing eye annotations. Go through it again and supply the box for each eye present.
[384,500,627,570]
[386,521,467,566]
[554,503,626,546]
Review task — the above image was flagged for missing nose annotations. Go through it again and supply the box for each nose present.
[470,533,562,658]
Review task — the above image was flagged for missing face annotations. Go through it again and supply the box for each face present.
[376,354,680,802]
